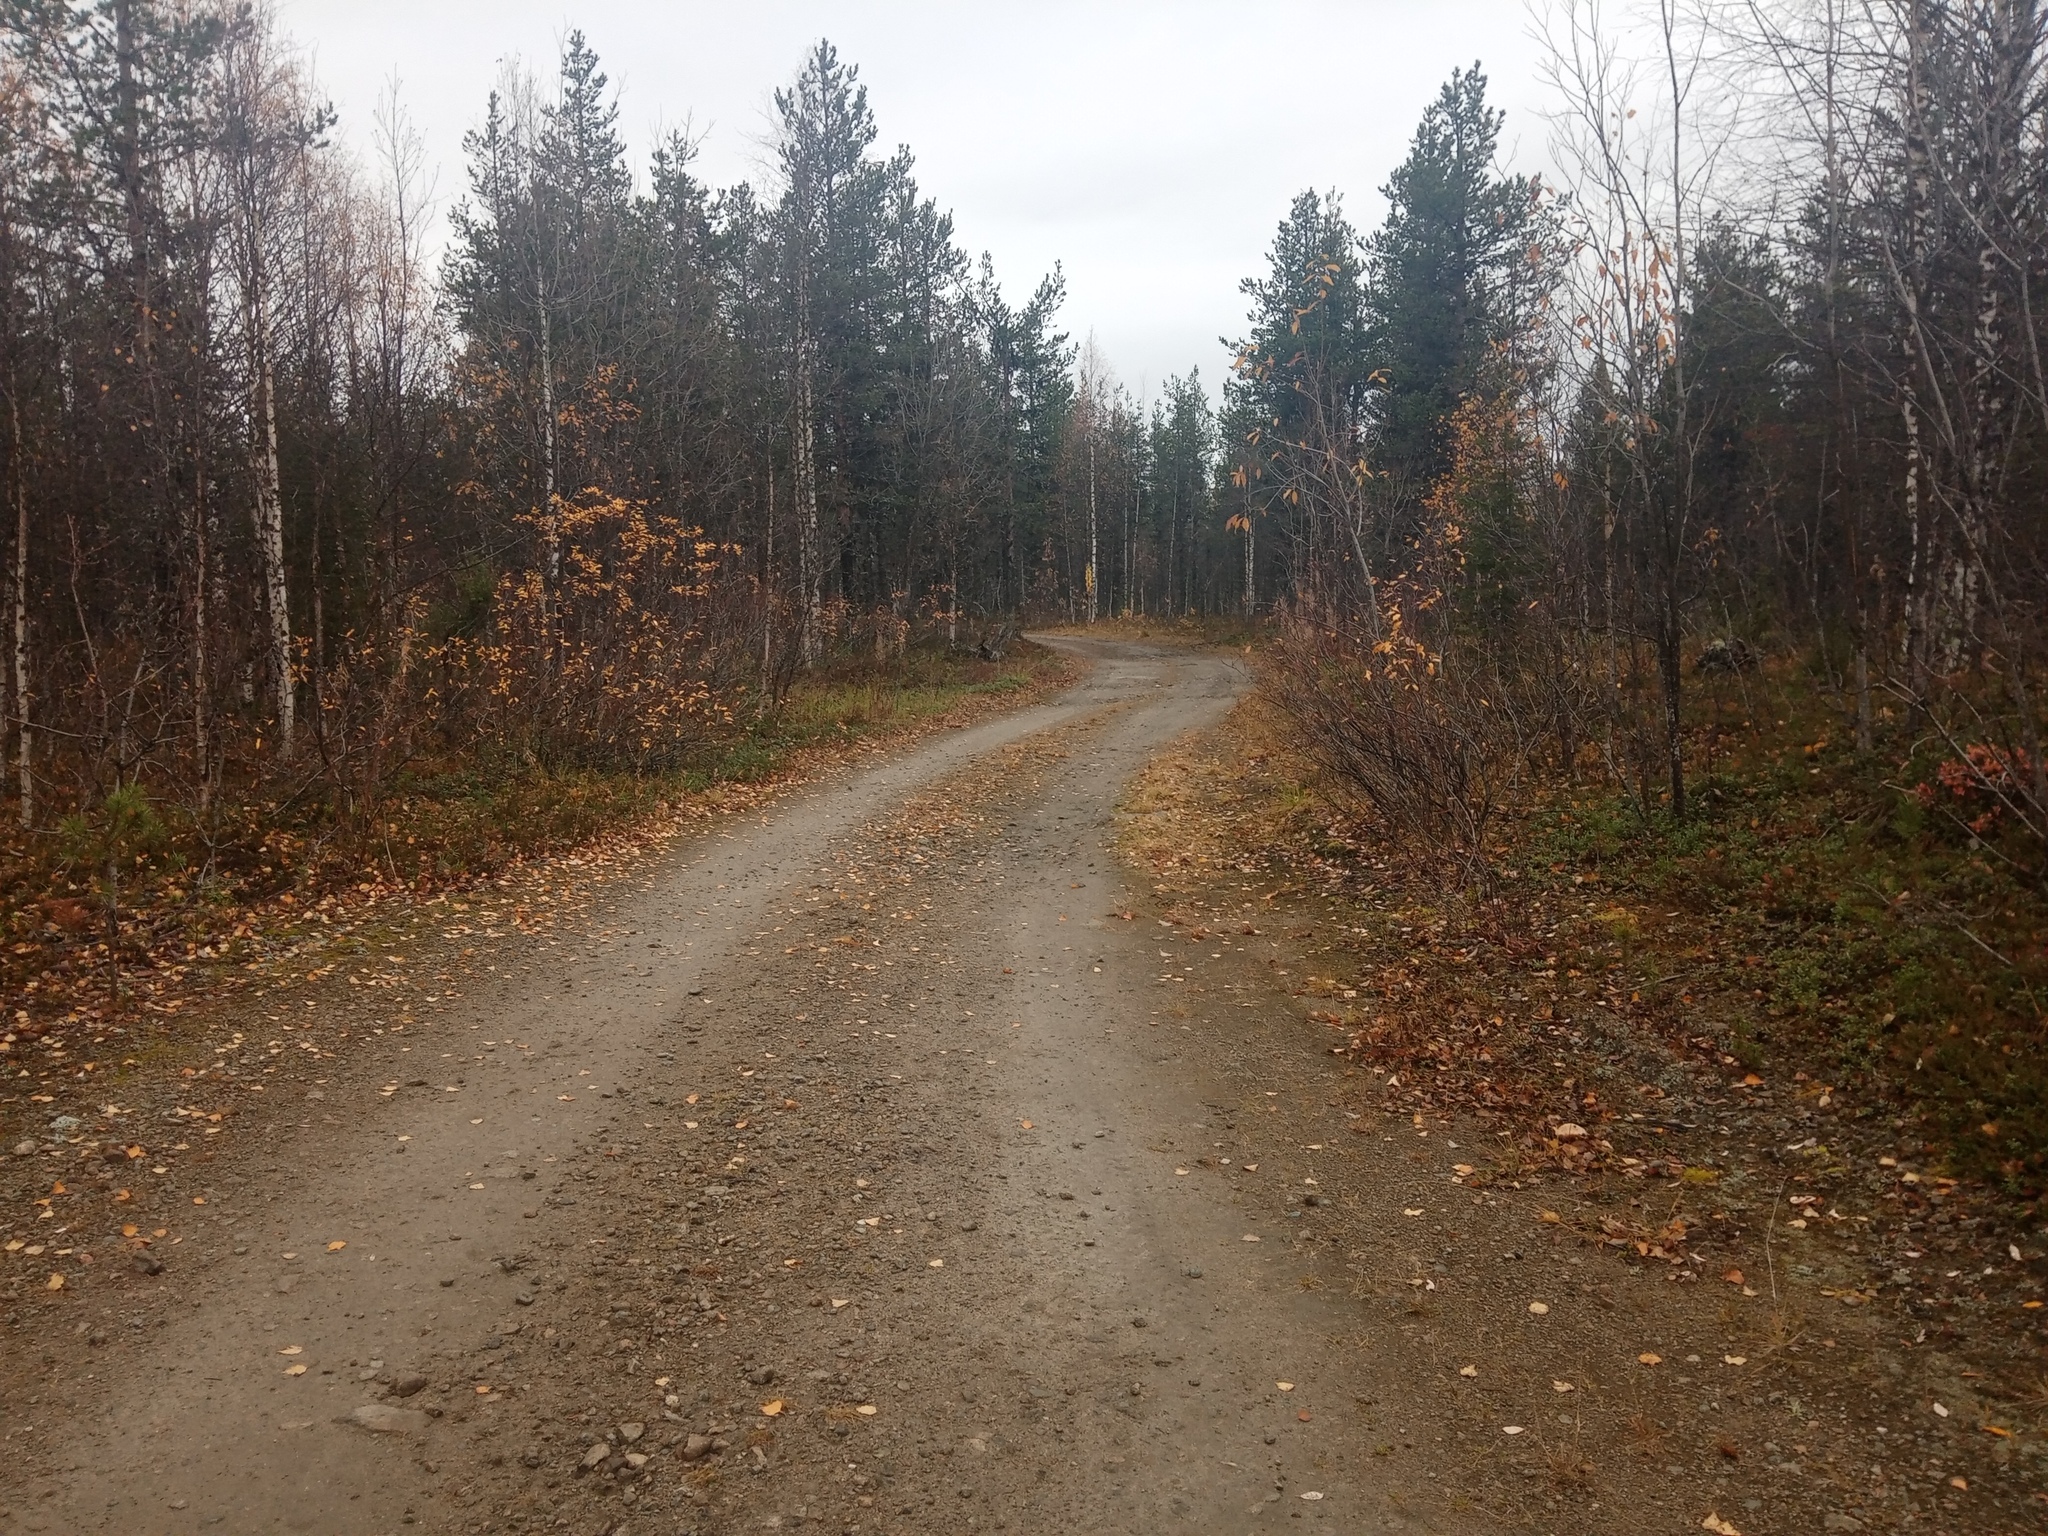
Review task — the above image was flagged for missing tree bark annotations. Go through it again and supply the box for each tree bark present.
[246,201,294,755]
[9,386,28,826]
[793,257,822,665]
[1086,426,1098,623]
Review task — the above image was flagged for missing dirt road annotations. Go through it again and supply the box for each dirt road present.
[19,636,1922,1536]
[7,638,1448,1535]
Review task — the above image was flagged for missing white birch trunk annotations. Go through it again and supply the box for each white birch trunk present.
[248,206,293,756]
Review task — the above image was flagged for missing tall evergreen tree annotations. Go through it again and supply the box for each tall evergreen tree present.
[1363,66,1542,515]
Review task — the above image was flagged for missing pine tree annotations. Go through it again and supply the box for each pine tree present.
[1363,66,1540,512]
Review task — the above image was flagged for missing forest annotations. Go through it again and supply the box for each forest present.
[1225,2,2048,1181]
[4,2,2047,1170]
[0,4,1229,877]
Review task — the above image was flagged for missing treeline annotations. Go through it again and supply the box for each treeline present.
[0,4,1232,846]
[1232,4,2048,876]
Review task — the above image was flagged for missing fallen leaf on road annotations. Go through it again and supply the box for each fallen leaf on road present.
[1296,1410,1312,1422]
[1175,1167,1188,1175]
[1276,1381,1295,1391]
[45,1273,63,1291]
[1701,1515,1741,1535]
[1300,1490,1323,1500]
[1502,1425,1524,1435]
[1459,1365,1478,1377]
[1528,1301,1550,1315]
[1552,1380,1574,1393]
[831,1299,849,1309]
[284,1364,307,1376]
[326,1241,346,1251]
[557,1095,574,1102]
[1403,1208,1424,1217]
[927,1258,944,1268]
[1932,1402,1950,1418]
[1539,1210,1561,1223]
[1723,1268,1744,1285]
[280,1345,302,1355]
[1723,1355,1747,1366]
[1019,1119,1034,1129]
[1241,1235,1261,1243]
[856,1404,877,1416]
[1948,1476,1967,1490]
[1639,1353,1663,1366]
[761,1400,785,1417]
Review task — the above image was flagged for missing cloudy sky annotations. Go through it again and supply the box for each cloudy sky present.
[276,0,1554,397]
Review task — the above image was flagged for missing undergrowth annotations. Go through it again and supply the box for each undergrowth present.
[1235,648,2048,1196]
[1037,612,1263,647]
[0,638,1069,1035]
[1504,666,2048,1192]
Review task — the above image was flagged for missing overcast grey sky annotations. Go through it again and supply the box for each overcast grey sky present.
[277,0,1553,398]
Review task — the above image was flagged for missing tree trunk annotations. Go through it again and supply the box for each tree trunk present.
[1084,416,1098,624]
[793,260,822,665]
[9,387,27,826]
[1243,507,1255,619]
[537,267,559,672]
[190,439,211,810]
[247,205,293,755]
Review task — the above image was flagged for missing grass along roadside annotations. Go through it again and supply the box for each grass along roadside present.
[0,639,1075,1117]
[1120,690,2048,1526]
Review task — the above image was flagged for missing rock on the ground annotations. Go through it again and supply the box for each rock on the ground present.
[348,1404,428,1435]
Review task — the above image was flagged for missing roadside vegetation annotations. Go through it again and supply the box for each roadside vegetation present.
[0,638,1068,1048]
[1209,10,2048,1210]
